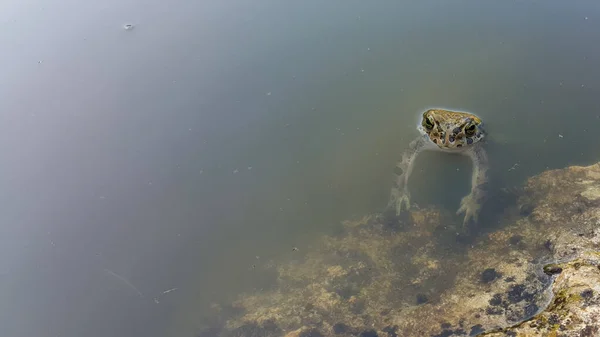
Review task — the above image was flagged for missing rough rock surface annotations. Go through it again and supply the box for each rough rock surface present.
[482,252,600,337]
[199,162,600,337]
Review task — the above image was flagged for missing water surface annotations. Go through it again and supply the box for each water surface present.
[1,1,600,336]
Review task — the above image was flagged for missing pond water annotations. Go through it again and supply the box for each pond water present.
[1,1,600,336]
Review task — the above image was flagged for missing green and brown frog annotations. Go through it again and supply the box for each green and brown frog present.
[388,108,488,227]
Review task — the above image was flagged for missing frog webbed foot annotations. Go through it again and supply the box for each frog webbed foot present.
[456,192,481,227]
[389,187,411,216]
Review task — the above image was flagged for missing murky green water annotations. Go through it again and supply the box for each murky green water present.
[2,1,600,336]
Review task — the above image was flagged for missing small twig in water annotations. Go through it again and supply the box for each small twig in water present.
[153,287,179,304]
[508,163,520,171]
[104,269,144,298]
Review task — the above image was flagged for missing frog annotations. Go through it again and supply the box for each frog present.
[387,108,488,227]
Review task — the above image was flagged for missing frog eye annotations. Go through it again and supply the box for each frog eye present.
[424,116,435,129]
[465,124,476,135]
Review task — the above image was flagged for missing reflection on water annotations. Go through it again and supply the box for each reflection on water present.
[1,1,600,336]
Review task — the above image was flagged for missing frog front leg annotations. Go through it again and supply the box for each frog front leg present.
[457,144,489,226]
[387,135,428,215]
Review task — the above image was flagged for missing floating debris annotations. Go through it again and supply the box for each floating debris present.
[153,288,178,304]
[123,24,134,31]
[162,287,178,294]
[104,269,143,298]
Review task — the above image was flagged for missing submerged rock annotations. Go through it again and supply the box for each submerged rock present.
[213,162,600,337]
[480,268,502,284]
[481,252,600,336]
